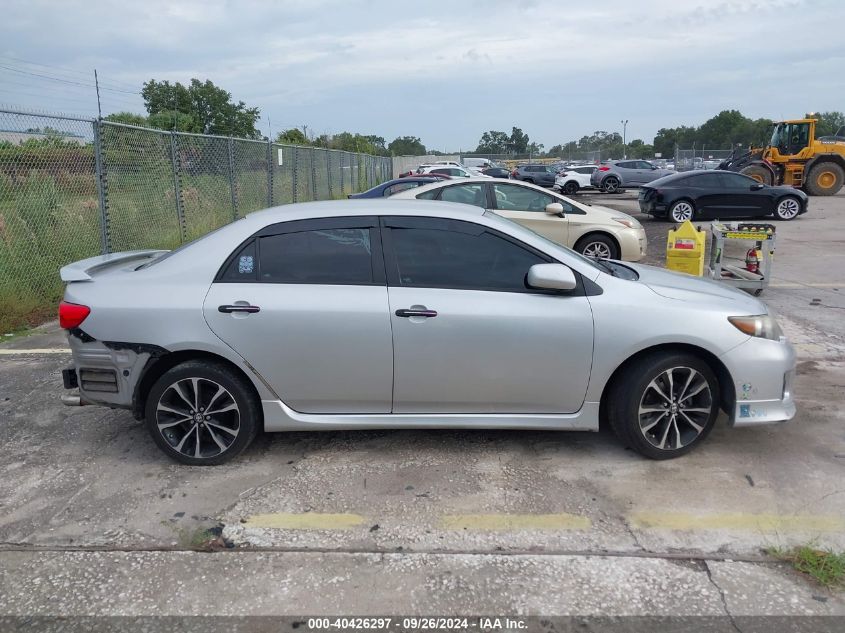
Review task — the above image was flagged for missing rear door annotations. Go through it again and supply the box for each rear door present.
[203,217,393,413]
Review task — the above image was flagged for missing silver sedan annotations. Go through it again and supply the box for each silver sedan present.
[59,200,796,465]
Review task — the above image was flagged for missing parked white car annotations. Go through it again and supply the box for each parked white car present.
[418,165,490,178]
[555,165,599,195]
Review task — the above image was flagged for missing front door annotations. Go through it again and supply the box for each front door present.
[716,172,768,217]
[489,182,570,247]
[381,216,594,414]
[203,217,393,414]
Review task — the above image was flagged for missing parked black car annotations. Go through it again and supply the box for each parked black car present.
[348,177,443,199]
[639,170,809,222]
[482,167,511,179]
[511,164,556,187]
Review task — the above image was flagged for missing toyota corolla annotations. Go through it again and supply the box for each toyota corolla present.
[59,200,796,465]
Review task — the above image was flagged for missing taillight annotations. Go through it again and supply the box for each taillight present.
[59,301,90,329]
[598,166,610,171]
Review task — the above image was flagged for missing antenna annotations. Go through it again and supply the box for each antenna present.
[94,69,102,118]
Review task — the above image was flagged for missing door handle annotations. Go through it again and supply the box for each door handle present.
[218,304,260,314]
[395,308,437,318]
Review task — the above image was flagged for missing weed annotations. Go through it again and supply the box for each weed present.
[769,545,845,588]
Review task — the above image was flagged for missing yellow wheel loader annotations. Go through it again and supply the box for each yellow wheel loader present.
[718,119,845,196]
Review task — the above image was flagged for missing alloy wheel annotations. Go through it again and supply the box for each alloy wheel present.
[776,197,800,220]
[637,366,712,450]
[604,178,619,193]
[671,202,694,222]
[582,241,613,259]
[155,377,241,459]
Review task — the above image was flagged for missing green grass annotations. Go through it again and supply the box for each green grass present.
[0,163,386,332]
[769,545,845,588]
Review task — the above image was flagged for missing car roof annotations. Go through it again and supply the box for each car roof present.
[245,198,485,225]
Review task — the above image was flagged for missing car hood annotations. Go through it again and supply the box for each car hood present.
[623,262,766,314]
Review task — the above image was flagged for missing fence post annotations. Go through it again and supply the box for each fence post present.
[310,148,317,200]
[326,149,333,199]
[266,141,274,207]
[339,152,346,197]
[228,138,238,220]
[292,146,299,203]
[92,118,111,255]
[170,132,187,243]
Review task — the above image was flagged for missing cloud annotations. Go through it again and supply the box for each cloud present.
[1,0,843,148]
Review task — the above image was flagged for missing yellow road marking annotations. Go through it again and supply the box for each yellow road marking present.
[0,348,71,355]
[242,512,366,530]
[629,512,845,533]
[441,513,591,530]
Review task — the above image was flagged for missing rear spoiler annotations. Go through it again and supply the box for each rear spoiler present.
[60,250,169,282]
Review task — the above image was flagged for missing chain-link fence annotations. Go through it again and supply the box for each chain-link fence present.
[0,108,392,331]
[673,148,734,171]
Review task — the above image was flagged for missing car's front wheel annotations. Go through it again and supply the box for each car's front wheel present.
[774,196,801,221]
[574,233,619,260]
[145,360,261,465]
[563,181,579,195]
[607,351,719,459]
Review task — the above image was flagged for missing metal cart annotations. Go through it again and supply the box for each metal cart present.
[707,222,776,296]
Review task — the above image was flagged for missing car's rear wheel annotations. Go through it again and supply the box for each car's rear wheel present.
[607,352,719,459]
[774,196,801,221]
[669,200,695,223]
[145,360,260,465]
[603,176,620,193]
[575,233,619,260]
[563,181,579,195]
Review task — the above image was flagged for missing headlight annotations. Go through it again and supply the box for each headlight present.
[728,315,784,341]
[612,216,640,229]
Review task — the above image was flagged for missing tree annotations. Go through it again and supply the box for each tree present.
[104,111,149,127]
[147,110,195,132]
[141,78,261,138]
[807,111,845,137]
[475,130,510,154]
[276,128,309,145]
[510,127,530,154]
[388,136,426,156]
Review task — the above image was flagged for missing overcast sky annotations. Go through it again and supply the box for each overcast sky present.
[2,0,843,150]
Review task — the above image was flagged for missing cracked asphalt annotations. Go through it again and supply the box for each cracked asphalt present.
[1,191,844,620]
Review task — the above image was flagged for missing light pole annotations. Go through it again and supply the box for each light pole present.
[620,119,628,159]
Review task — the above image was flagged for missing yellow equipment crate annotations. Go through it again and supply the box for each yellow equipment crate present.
[666,220,705,276]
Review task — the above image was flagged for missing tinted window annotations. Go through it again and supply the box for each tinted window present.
[575,167,594,174]
[493,183,556,212]
[388,222,546,292]
[258,228,374,284]
[220,240,257,281]
[439,183,487,206]
[417,189,439,200]
[637,161,654,169]
[689,173,724,188]
[384,182,420,196]
[718,172,757,188]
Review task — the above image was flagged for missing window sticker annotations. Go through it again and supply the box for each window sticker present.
[239,255,254,274]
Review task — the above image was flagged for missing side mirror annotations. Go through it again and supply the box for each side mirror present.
[750,183,765,191]
[545,202,564,216]
[527,263,577,291]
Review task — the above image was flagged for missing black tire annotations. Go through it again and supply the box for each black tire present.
[773,195,802,221]
[145,360,261,465]
[804,162,844,196]
[602,176,620,193]
[607,351,719,459]
[563,181,579,195]
[574,233,619,260]
[668,199,696,223]
[523,178,534,184]
[740,164,773,185]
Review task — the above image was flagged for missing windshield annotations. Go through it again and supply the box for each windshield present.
[770,123,785,148]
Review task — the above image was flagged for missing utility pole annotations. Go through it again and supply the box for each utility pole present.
[94,69,102,119]
[620,119,628,159]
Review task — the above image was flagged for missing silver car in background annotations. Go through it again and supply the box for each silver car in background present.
[59,200,796,465]
[591,160,675,193]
